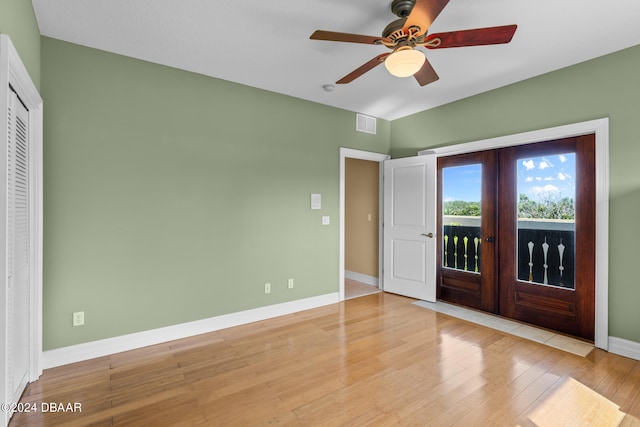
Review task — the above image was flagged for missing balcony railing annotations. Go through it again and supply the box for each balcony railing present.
[442,216,575,289]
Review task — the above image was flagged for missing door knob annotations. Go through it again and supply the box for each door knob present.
[421,233,434,238]
[486,237,495,242]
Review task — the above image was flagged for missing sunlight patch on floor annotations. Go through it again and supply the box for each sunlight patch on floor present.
[520,377,638,426]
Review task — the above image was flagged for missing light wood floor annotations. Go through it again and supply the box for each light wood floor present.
[345,278,381,300]
[10,293,640,426]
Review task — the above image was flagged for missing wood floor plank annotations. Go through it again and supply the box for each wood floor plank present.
[9,293,640,426]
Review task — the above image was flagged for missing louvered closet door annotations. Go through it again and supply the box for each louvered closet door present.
[7,89,30,404]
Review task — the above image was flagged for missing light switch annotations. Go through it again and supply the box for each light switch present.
[322,216,330,225]
[311,193,322,210]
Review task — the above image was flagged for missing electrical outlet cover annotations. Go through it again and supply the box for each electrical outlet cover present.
[73,311,85,326]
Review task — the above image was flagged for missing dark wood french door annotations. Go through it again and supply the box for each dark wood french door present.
[437,135,596,340]
[436,150,497,312]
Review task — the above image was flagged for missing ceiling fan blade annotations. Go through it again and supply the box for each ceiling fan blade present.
[404,0,451,36]
[424,25,518,49]
[336,53,391,84]
[413,56,439,86]
[310,30,389,45]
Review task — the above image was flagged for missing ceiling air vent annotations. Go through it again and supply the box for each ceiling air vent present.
[356,113,376,135]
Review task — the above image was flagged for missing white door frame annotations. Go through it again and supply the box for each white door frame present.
[1,34,44,424]
[339,148,390,301]
[418,118,609,350]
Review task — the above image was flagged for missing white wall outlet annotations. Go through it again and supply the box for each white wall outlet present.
[322,216,330,225]
[264,283,271,294]
[288,278,294,289]
[73,311,85,326]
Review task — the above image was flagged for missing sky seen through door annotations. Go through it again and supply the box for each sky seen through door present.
[443,153,576,204]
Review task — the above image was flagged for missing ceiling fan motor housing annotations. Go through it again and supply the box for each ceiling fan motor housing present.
[391,0,416,18]
[382,18,408,40]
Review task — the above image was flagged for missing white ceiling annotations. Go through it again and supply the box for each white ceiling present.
[32,0,640,121]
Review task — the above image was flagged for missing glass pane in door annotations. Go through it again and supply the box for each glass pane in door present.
[516,153,576,289]
[442,164,482,273]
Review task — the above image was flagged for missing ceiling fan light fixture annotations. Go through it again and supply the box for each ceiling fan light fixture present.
[384,48,425,78]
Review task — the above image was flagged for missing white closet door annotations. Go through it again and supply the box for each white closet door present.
[6,89,30,405]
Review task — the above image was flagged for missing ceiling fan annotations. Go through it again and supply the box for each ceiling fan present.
[310,0,517,86]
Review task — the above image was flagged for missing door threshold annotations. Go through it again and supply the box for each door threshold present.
[414,300,594,357]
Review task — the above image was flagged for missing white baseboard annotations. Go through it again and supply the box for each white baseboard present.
[42,293,339,369]
[608,336,640,361]
[345,270,379,287]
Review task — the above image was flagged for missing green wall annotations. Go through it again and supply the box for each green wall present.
[0,0,40,88]
[392,44,640,343]
[14,11,640,349]
[40,37,391,350]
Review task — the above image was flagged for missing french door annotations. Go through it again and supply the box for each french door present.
[436,150,497,312]
[437,135,596,340]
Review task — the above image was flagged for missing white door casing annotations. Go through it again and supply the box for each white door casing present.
[339,148,389,301]
[1,34,44,426]
[417,118,609,350]
[383,155,436,301]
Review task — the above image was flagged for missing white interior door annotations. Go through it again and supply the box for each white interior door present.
[383,155,436,301]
